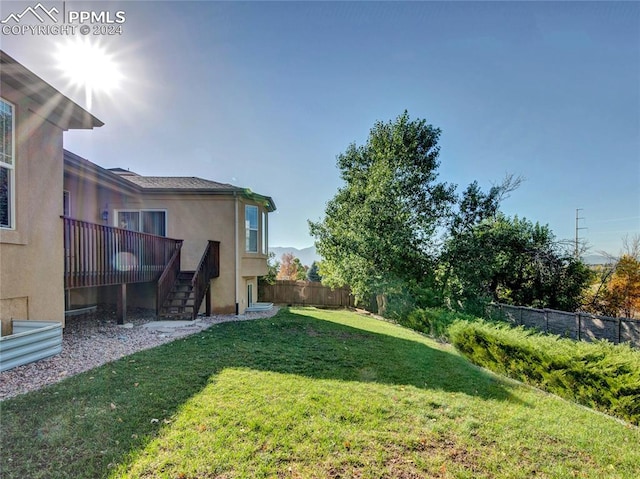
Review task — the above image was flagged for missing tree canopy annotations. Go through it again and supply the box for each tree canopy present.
[584,236,640,319]
[309,111,455,313]
[277,253,308,281]
[310,111,591,317]
[306,261,322,282]
[441,214,592,312]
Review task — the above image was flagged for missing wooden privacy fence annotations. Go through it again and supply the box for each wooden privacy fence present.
[260,280,355,308]
[486,303,640,348]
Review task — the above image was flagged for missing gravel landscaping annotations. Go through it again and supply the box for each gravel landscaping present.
[0,306,279,401]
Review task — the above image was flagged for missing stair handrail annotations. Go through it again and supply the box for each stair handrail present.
[190,240,220,319]
[156,241,183,315]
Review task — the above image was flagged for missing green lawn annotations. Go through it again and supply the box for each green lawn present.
[1,307,638,478]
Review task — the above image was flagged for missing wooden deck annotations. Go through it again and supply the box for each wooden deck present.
[63,217,183,289]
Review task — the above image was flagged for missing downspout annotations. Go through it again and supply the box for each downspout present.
[234,192,239,315]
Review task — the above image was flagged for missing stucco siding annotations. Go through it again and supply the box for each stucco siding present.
[0,88,65,326]
[240,256,268,277]
[107,193,240,314]
[64,174,102,223]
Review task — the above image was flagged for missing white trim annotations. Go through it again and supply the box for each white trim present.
[262,210,268,255]
[0,97,15,230]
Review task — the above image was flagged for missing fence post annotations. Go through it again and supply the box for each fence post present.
[577,313,581,341]
[544,309,549,333]
[617,317,622,345]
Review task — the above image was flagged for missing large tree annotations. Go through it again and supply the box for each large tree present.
[585,236,640,318]
[438,175,523,301]
[277,253,307,281]
[309,111,455,315]
[306,261,322,282]
[441,214,592,311]
[603,255,640,318]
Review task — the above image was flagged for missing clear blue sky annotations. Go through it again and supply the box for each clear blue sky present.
[2,1,639,255]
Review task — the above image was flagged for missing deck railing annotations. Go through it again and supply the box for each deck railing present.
[191,240,220,319]
[63,217,183,289]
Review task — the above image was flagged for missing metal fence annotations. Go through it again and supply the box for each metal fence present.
[486,303,640,348]
[259,280,355,308]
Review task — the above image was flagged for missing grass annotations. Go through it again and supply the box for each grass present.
[0,307,638,478]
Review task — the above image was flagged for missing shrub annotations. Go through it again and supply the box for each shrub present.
[448,321,640,425]
[398,308,479,340]
[381,282,442,321]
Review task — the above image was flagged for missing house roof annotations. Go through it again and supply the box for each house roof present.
[119,173,277,212]
[0,50,103,130]
[119,175,239,191]
[64,150,276,212]
[64,150,139,194]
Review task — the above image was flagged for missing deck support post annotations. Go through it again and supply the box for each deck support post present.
[117,284,127,325]
[205,285,211,317]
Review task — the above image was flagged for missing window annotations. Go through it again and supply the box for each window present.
[245,205,258,253]
[118,211,140,231]
[0,99,14,229]
[117,210,166,236]
[141,211,166,236]
[63,190,71,217]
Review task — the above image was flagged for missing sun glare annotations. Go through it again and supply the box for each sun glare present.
[54,38,123,109]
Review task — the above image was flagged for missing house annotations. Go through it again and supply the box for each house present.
[1,50,275,334]
[0,50,102,334]
[63,150,275,318]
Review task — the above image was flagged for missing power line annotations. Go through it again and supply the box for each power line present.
[587,216,640,224]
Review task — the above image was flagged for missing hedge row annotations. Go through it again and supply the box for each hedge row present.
[398,308,477,340]
[447,320,640,425]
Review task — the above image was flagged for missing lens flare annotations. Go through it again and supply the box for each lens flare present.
[54,38,123,109]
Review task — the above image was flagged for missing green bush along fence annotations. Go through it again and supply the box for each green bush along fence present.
[448,320,640,425]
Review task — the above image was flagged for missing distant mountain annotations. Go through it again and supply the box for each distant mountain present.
[270,246,321,267]
[583,254,615,265]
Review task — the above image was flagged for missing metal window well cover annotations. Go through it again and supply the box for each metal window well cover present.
[0,320,63,372]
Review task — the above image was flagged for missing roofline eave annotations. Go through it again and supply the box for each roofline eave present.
[64,150,139,195]
[136,187,277,210]
[0,50,103,130]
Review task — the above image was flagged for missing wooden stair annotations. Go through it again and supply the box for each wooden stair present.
[156,240,220,320]
[159,271,196,319]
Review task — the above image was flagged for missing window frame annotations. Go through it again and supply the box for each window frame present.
[0,98,15,230]
[261,210,268,255]
[245,204,259,253]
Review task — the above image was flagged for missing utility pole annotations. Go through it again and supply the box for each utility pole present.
[575,208,586,259]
